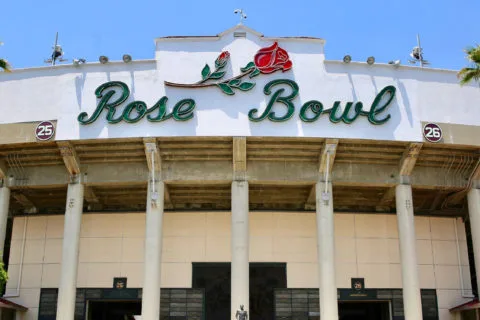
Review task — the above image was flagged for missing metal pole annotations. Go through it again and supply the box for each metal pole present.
[52,32,58,66]
[417,34,423,68]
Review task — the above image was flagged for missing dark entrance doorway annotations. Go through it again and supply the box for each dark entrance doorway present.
[338,301,390,320]
[88,300,141,320]
[192,263,287,320]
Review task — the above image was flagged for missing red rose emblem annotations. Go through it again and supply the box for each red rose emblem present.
[254,42,292,74]
[215,51,230,68]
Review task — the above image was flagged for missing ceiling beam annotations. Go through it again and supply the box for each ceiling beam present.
[57,141,81,176]
[164,184,173,210]
[304,185,316,210]
[376,186,396,212]
[143,138,161,173]
[11,191,37,213]
[399,143,423,177]
[233,137,247,181]
[319,139,338,175]
[0,159,7,180]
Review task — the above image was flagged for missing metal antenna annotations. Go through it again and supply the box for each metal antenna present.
[409,34,429,67]
[45,32,67,66]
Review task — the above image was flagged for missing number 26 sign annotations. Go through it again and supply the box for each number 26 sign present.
[423,123,443,143]
[35,121,55,141]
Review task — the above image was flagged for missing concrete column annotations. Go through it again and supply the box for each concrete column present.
[315,181,338,320]
[141,179,164,320]
[56,183,84,319]
[468,188,480,295]
[231,180,249,319]
[0,186,11,256]
[395,184,423,320]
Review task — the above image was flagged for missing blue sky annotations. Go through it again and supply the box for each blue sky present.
[0,0,478,70]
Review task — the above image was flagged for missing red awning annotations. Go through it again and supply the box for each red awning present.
[449,298,480,312]
[0,298,28,311]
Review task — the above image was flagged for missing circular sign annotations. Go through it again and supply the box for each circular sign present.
[423,123,443,143]
[35,121,55,141]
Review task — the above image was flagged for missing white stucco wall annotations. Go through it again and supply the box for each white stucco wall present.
[1,26,479,142]
[5,212,471,320]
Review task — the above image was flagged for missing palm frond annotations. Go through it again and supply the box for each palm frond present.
[458,68,480,85]
[0,58,11,72]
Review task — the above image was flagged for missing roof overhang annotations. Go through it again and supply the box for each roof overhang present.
[449,298,480,312]
[0,298,28,311]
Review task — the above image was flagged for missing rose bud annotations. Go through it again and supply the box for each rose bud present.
[254,42,292,74]
[215,51,230,68]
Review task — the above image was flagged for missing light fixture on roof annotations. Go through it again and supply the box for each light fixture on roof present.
[388,60,401,68]
[366,56,375,65]
[99,55,109,64]
[122,54,132,63]
[408,34,429,67]
[343,55,352,63]
[73,58,86,66]
[234,9,247,23]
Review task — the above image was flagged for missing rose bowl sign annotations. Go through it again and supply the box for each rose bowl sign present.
[35,121,55,141]
[78,43,397,127]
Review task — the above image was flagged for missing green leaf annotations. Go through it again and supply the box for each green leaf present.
[217,83,235,95]
[237,82,256,91]
[209,71,226,80]
[229,79,241,86]
[249,68,261,78]
[201,64,211,80]
[240,61,255,72]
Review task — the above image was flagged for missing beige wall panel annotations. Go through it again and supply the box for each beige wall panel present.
[81,214,124,238]
[356,239,390,264]
[205,236,230,261]
[416,240,434,265]
[164,212,207,237]
[274,212,316,237]
[387,239,401,263]
[41,263,61,288]
[435,266,461,289]
[437,308,453,320]
[456,219,467,241]
[76,263,88,287]
[433,241,459,266]
[461,266,472,290]
[431,218,456,241]
[26,216,47,240]
[44,239,63,264]
[355,215,390,238]
[11,217,26,240]
[386,215,399,238]
[8,239,22,264]
[335,237,356,264]
[161,263,192,288]
[23,239,45,264]
[250,212,274,237]
[122,213,146,238]
[459,240,469,266]
[335,263,357,288]
[21,264,43,289]
[24,308,40,320]
[418,265,436,288]
[162,236,205,263]
[121,263,144,288]
[414,217,432,240]
[206,212,230,237]
[357,263,401,288]
[334,214,355,238]
[86,263,122,287]
[122,238,146,263]
[46,215,64,239]
[249,236,274,262]
[286,263,318,288]
[273,237,316,263]
[79,238,122,263]
[6,264,19,289]
[5,288,40,308]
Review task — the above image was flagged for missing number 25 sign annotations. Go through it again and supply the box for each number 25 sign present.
[35,121,55,141]
[423,123,443,143]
